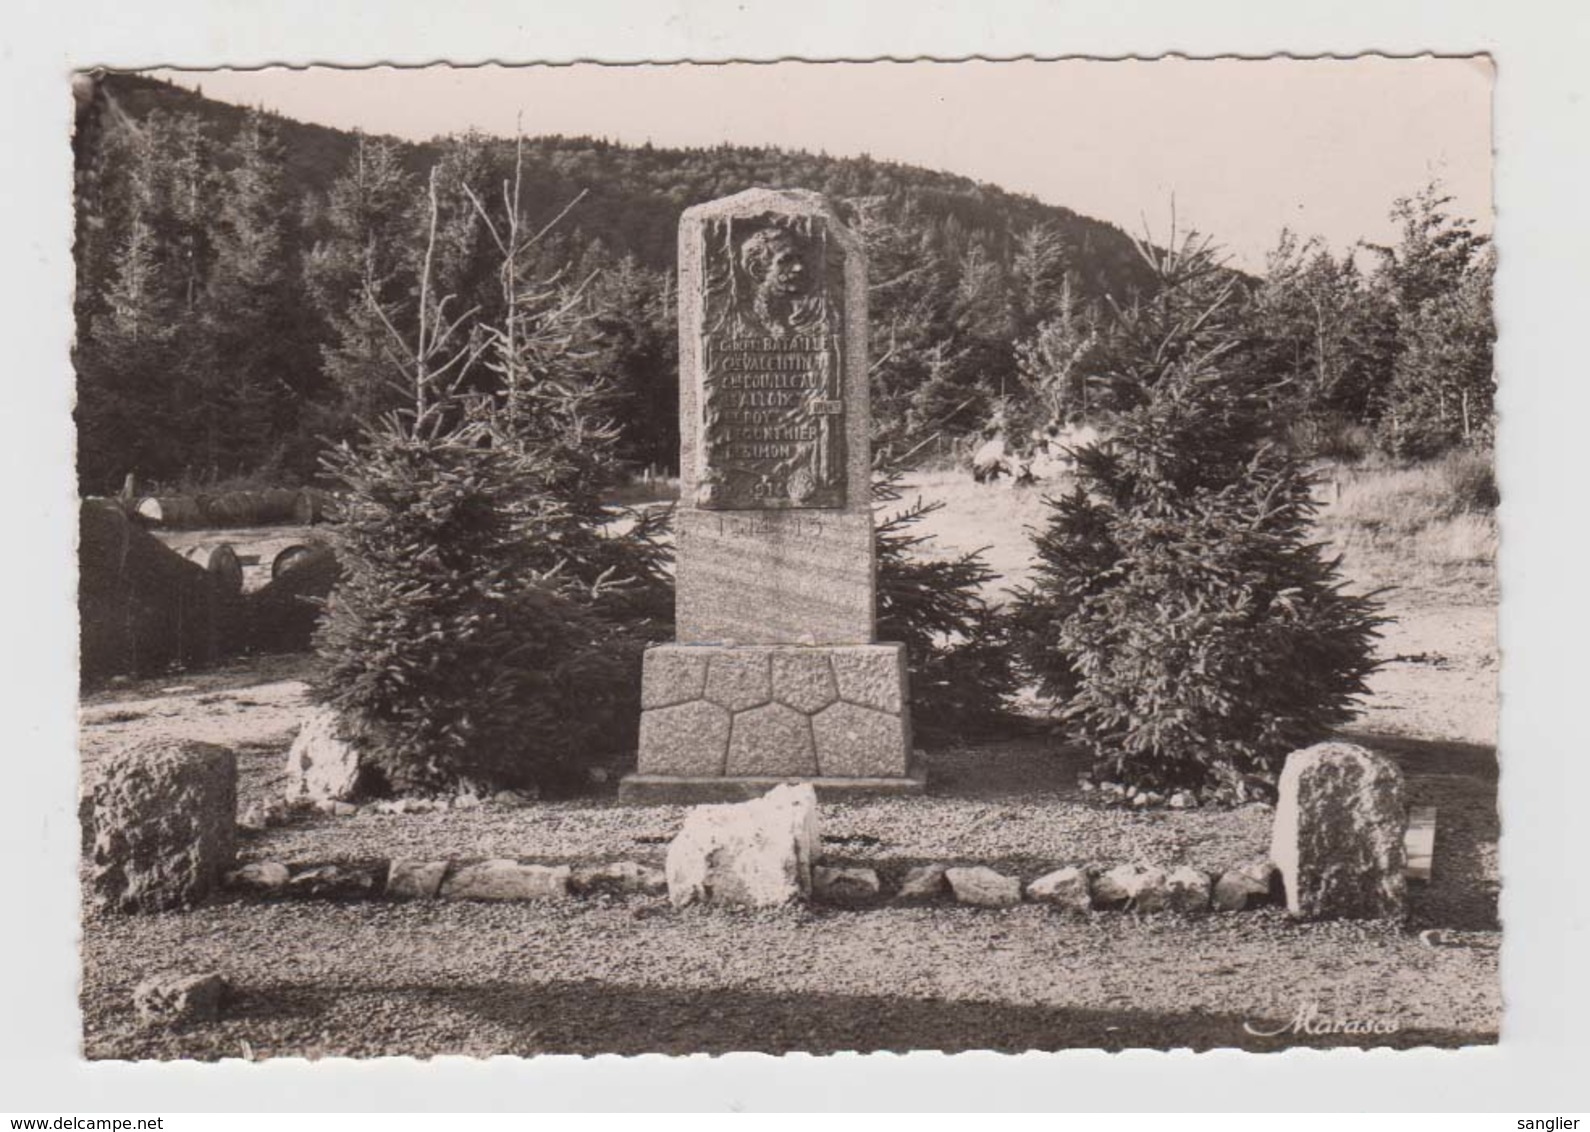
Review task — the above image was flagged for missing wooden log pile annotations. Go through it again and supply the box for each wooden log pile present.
[134,488,331,530]
[245,543,341,654]
[80,500,342,681]
[78,502,244,681]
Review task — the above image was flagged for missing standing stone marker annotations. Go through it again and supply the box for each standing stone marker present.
[1270,741,1408,921]
[621,188,922,802]
[91,739,237,913]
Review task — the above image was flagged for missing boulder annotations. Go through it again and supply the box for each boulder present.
[1165,866,1213,913]
[225,861,291,894]
[440,860,571,901]
[945,866,1022,908]
[1091,864,1169,912]
[665,783,817,909]
[570,861,668,897]
[90,740,237,913]
[813,865,882,904]
[894,864,949,903]
[1212,861,1278,912]
[386,859,450,899]
[1025,866,1092,913]
[1270,742,1408,920]
[133,972,227,1028]
[283,707,363,804]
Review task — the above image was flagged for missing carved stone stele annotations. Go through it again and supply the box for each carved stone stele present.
[624,188,921,802]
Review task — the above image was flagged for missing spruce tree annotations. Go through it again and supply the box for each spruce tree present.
[75,111,211,489]
[1368,184,1494,457]
[315,154,669,796]
[1009,230,1386,800]
[306,134,421,429]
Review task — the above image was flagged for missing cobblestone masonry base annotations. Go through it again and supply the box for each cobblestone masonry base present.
[625,643,918,801]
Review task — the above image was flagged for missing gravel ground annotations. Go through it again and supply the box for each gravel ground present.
[77,717,1500,1058]
[81,687,1498,936]
[81,896,1497,1060]
[75,522,1501,1058]
[221,738,1281,883]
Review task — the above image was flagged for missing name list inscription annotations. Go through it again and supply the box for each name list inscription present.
[699,333,847,509]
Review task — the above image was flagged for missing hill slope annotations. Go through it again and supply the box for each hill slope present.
[73,70,1164,488]
[82,71,1158,299]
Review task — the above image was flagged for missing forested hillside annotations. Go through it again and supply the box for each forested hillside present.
[71,72,1163,491]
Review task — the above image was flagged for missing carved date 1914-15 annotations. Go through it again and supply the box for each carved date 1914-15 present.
[696,215,847,510]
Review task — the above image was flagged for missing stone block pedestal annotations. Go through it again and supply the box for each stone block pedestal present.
[620,643,923,802]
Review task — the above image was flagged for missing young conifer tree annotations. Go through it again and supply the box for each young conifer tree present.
[1009,227,1386,800]
[313,160,656,795]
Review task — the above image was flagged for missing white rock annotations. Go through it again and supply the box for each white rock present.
[453,793,481,810]
[1212,863,1275,912]
[1091,863,1169,912]
[1025,866,1092,912]
[440,860,571,901]
[283,707,363,803]
[133,972,227,1027]
[664,783,817,909]
[945,866,1022,908]
[225,861,290,893]
[894,864,949,903]
[813,865,882,903]
[386,859,449,899]
[1165,866,1213,913]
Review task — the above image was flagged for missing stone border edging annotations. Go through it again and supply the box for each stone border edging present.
[223,855,1284,914]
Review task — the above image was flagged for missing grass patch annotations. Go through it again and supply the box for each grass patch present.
[1315,450,1497,602]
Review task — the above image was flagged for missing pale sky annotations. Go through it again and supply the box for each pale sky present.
[153,57,1493,272]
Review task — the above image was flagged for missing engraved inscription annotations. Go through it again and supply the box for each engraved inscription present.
[713,514,827,540]
[696,213,847,509]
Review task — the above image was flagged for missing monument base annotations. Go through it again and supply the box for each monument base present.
[630,642,914,796]
[619,764,928,804]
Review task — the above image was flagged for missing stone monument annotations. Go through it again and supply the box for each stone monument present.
[620,188,923,802]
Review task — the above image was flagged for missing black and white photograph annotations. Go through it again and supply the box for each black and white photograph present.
[59,54,1512,1063]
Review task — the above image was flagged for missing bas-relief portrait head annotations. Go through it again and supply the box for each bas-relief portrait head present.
[736,223,823,337]
[740,226,809,299]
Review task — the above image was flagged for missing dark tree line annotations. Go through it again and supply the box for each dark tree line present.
[72,74,1162,493]
[1011,189,1494,465]
[74,73,1492,499]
